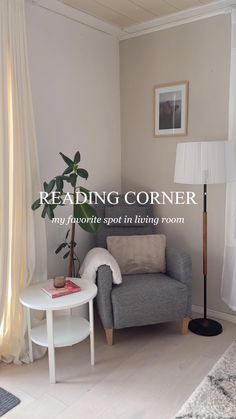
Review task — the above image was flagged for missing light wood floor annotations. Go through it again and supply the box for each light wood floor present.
[1,314,236,419]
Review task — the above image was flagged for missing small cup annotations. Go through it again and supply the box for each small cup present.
[53,276,65,288]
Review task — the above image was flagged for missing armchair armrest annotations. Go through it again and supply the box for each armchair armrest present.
[166,247,192,284]
[96,265,114,329]
[166,247,192,316]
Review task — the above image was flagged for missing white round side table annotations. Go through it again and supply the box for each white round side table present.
[20,278,97,384]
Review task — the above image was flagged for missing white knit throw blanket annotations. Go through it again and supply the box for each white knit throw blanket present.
[79,247,122,284]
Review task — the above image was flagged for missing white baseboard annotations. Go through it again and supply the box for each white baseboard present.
[192,305,236,324]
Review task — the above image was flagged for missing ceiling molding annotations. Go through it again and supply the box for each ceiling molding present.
[119,0,235,40]
[27,0,122,37]
[27,0,236,40]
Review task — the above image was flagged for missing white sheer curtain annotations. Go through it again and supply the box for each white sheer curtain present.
[221,9,236,311]
[0,0,47,363]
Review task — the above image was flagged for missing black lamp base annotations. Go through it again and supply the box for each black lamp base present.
[188,318,223,336]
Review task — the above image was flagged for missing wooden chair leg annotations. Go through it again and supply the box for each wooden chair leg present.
[181,318,189,335]
[105,328,113,346]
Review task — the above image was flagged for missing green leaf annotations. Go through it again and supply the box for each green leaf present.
[74,203,100,233]
[69,173,77,187]
[55,242,67,254]
[43,180,55,193]
[63,166,73,175]
[77,168,88,180]
[56,177,64,192]
[65,229,70,240]
[63,251,70,259]
[32,198,41,211]
[74,151,81,164]
[59,152,74,167]
[47,179,56,193]
[46,205,54,220]
[41,205,47,218]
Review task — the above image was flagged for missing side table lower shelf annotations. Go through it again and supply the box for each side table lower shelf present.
[31,316,90,348]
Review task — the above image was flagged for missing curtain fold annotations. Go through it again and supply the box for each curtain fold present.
[221,9,236,311]
[0,0,47,363]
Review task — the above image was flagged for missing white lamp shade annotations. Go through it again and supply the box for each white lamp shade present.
[174,141,236,185]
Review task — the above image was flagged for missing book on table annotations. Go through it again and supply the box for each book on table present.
[41,279,81,298]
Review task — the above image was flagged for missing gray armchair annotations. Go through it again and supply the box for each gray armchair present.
[95,196,192,345]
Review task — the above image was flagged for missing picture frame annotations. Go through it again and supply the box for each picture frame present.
[154,81,189,137]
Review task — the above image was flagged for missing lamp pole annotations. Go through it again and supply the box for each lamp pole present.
[203,183,207,320]
[188,184,223,336]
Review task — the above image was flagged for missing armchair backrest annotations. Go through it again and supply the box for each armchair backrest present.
[95,194,156,248]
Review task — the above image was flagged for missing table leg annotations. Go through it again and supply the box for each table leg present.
[89,300,95,366]
[46,310,56,384]
[26,308,33,363]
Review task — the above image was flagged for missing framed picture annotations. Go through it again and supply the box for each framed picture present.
[154,81,189,137]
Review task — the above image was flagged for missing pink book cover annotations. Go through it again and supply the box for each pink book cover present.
[41,279,81,298]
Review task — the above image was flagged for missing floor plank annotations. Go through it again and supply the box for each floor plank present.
[1,315,236,419]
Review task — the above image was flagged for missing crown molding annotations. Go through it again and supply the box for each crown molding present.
[27,0,122,37]
[120,0,235,40]
[27,0,236,41]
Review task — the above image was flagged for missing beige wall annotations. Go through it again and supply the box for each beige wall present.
[26,3,121,278]
[120,15,234,315]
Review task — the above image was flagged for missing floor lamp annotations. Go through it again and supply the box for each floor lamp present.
[174,141,231,336]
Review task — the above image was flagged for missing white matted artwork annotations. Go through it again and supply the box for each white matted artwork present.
[154,81,189,137]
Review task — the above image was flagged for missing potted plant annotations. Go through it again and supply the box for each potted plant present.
[32,151,99,277]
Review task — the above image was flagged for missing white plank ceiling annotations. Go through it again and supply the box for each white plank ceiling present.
[61,0,218,28]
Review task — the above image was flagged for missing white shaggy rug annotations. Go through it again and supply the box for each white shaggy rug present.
[174,340,236,419]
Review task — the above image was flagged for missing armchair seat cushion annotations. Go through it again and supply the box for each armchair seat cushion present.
[111,273,188,329]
